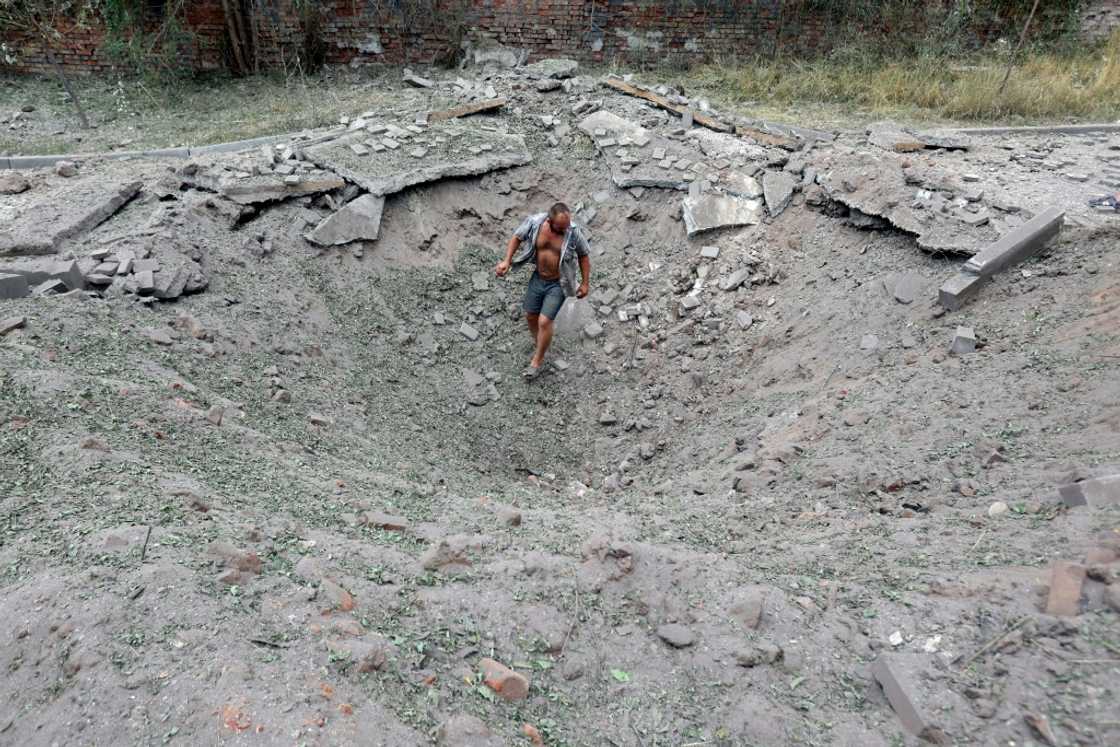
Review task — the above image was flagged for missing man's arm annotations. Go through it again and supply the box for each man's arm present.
[496,234,519,276]
[577,254,590,298]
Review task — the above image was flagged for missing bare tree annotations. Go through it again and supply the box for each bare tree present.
[0,0,95,128]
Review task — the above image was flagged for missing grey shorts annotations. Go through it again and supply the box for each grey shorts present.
[523,271,566,320]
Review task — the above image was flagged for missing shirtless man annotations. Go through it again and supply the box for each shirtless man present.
[495,203,591,379]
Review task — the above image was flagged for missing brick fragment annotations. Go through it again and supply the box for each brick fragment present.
[480,657,529,700]
[1045,560,1086,617]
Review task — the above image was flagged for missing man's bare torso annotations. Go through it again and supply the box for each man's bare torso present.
[535,222,564,280]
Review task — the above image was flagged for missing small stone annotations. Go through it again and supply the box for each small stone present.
[598,412,617,426]
[366,512,409,532]
[206,405,224,426]
[656,623,695,648]
[0,316,27,336]
[0,172,30,194]
[55,160,78,178]
[459,322,480,341]
[308,412,331,427]
[950,326,976,355]
[320,578,355,612]
[409,147,428,159]
[700,245,720,259]
[860,334,879,351]
[583,322,603,339]
[987,501,1009,518]
[735,311,753,330]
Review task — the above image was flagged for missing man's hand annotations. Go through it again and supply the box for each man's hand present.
[577,282,589,299]
[495,259,511,277]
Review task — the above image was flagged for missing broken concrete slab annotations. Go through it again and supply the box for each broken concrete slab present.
[0,273,30,300]
[219,172,346,206]
[603,77,733,133]
[1059,474,1120,508]
[523,58,578,79]
[872,655,953,744]
[816,151,996,255]
[682,194,763,237]
[0,179,142,257]
[428,99,506,123]
[1045,560,1086,616]
[306,194,385,246]
[0,257,85,291]
[868,120,970,152]
[893,273,923,304]
[762,171,797,217]
[722,172,763,199]
[305,125,532,198]
[577,110,651,147]
[0,315,26,335]
[963,206,1064,279]
[938,272,989,311]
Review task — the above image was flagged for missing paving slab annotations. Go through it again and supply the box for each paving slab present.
[306,194,386,246]
[305,124,531,197]
[0,179,141,257]
[682,194,763,237]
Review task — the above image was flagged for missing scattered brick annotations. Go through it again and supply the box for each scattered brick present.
[480,657,529,700]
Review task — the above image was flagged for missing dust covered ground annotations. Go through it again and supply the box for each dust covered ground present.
[2,61,1120,747]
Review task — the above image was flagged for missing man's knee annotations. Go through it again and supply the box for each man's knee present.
[538,315,554,330]
[526,313,540,325]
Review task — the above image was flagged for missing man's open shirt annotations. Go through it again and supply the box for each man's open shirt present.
[511,213,590,298]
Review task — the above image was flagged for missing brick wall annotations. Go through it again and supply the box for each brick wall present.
[0,0,1103,77]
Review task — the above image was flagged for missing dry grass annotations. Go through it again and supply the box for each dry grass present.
[688,30,1120,125]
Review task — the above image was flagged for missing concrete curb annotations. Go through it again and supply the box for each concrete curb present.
[0,128,345,171]
[954,123,1120,136]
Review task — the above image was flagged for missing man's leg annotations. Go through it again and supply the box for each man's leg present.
[526,313,540,341]
[529,316,553,369]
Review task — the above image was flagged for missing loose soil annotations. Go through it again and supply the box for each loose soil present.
[1,63,1119,747]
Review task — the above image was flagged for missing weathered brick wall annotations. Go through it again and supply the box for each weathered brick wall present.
[0,0,1107,77]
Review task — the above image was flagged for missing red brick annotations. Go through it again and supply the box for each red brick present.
[1045,561,1086,617]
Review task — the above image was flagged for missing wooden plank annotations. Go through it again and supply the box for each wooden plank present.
[602,78,733,133]
[734,125,797,150]
[427,98,507,123]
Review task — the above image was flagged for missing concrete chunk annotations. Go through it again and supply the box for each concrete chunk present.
[458,322,480,341]
[872,655,951,744]
[963,206,1064,278]
[0,257,85,290]
[938,272,988,311]
[220,173,346,205]
[306,194,385,246]
[762,170,797,217]
[1045,560,1086,616]
[949,326,976,355]
[0,273,30,300]
[0,315,27,335]
[1058,474,1120,508]
[682,194,763,237]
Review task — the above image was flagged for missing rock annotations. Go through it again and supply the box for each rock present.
[736,642,783,667]
[366,511,409,531]
[523,58,579,79]
[583,321,603,339]
[463,368,499,406]
[859,334,879,351]
[987,501,1009,518]
[0,172,29,194]
[1059,474,1120,508]
[682,194,763,237]
[206,405,224,426]
[735,310,754,329]
[403,72,434,88]
[949,326,976,355]
[437,713,501,747]
[219,173,347,205]
[700,245,720,259]
[55,160,78,178]
[731,588,767,629]
[308,412,331,427]
[893,274,923,304]
[598,411,617,425]
[306,194,385,246]
[762,170,797,217]
[459,322,480,341]
[0,274,29,300]
[320,578,355,612]
[720,268,751,292]
[656,623,695,648]
[207,541,262,574]
[420,536,471,572]
[143,328,173,346]
[722,172,763,198]
[535,79,562,93]
[479,657,530,700]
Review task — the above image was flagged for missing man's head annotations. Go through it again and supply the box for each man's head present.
[547,202,571,234]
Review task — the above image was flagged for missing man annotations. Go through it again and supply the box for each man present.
[495,203,591,379]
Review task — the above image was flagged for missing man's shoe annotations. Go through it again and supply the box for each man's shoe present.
[521,365,541,381]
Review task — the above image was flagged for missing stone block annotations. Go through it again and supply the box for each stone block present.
[1058,474,1120,508]
[872,655,951,744]
[963,206,1064,278]
[949,326,976,355]
[939,272,988,311]
[0,273,29,300]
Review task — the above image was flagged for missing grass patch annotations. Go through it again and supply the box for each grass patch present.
[685,30,1120,125]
